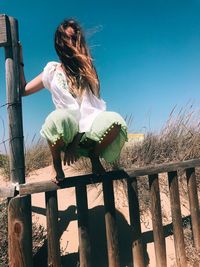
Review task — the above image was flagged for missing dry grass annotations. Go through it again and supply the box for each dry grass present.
[0,138,52,181]
[25,138,52,175]
[120,105,200,169]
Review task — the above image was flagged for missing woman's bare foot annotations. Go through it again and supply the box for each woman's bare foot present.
[51,170,65,184]
[90,156,106,175]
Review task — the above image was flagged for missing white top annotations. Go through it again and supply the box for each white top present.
[42,61,106,132]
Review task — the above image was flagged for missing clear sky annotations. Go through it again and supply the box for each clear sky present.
[1,0,200,150]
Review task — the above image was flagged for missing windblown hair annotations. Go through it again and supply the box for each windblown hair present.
[54,19,100,98]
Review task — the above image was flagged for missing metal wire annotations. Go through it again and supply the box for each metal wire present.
[0,101,22,154]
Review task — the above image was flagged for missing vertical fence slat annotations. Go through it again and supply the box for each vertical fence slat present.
[168,171,187,267]
[45,191,61,267]
[149,174,167,267]
[8,195,33,267]
[103,178,120,267]
[127,177,145,267]
[75,184,91,267]
[186,168,200,250]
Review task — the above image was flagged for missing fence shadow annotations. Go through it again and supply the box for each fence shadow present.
[142,215,191,244]
[27,204,192,267]
[32,205,77,267]
[32,204,150,267]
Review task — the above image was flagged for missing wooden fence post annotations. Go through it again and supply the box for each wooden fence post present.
[4,15,25,184]
[76,185,91,267]
[2,14,33,267]
[127,177,145,267]
[103,178,120,267]
[45,191,61,267]
[168,171,187,267]
[149,174,167,267]
[8,195,33,267]
[186,168,200,250]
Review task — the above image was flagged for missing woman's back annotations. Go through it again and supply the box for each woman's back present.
[42,61,106,132]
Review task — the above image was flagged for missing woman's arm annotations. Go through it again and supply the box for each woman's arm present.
[19,43,44,96]
[21,69,44,96]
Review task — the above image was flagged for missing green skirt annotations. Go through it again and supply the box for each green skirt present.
[40,109,128,163]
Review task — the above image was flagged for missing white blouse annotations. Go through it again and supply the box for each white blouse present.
[42,61,106,132]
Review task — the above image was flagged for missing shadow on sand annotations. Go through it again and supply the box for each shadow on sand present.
[32,204,134,267]
[32,204,191,267]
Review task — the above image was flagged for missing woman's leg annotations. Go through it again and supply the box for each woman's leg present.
[89,124,121,174]
[48,139,65,182]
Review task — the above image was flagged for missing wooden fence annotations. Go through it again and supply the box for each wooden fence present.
[1,159,200,267]
[1,14,200,267]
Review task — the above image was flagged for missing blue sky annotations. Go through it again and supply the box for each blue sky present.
[1,0,200,150]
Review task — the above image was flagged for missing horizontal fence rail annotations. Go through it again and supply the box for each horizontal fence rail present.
[1,158,200,198]
[14,158,200,196]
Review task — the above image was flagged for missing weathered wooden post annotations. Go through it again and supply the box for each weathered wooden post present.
[103,178,120,267]
[149,174,167,267]
[0,14,33,267]
[127,177,145,267]
[186,168,200,251]
[168,171,187,267]
[76,185,91,267]
[45,191,61,267]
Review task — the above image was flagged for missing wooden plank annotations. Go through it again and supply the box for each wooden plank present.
[45,191,61,267]
[149,174,167,267]
[103,178,120,267]
[0,184,16,198]
[19,170,129,195]
[168,171,187,267]
[18,158,200,196]
[8,195,33,267]
[5,16,25,184]
[0,14,9,46]
[75,185,91,267]
[127,177,145,267]
[127,158,200,177]
[186,168,200,250]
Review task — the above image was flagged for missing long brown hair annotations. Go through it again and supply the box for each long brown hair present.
[54,19,100,98]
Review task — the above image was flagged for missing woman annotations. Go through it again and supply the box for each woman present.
[19,19,128,183]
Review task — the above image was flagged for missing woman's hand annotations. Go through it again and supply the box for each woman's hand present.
[63,140,79,166]
[63,133,84,166]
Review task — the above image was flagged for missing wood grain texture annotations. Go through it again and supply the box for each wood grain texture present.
[45,191,61,267]
[186,168,200,250]
[0,185,16,198]
[103,179,120,267]
[0,14,9,46]
[19,158,200,196]
[76,185,91,267]
[127,177,145,267]
[168,171,187,267]
[149,174,167,267]
[5,16,25,184]
[8,195,33,267]
[5,16,32,267]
